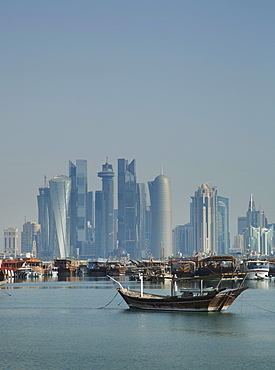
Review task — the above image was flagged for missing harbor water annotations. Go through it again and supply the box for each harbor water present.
[1,277,275,370]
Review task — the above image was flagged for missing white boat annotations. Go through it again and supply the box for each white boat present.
[242,258,269,280]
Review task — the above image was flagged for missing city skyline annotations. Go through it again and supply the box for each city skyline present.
[1,1,275,249]
[1,157,275,253]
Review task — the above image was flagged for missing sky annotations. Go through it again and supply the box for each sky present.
[1,0,275,251]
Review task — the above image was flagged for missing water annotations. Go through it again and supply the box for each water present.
[1,277,275,370]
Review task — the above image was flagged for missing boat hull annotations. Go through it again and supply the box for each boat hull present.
[117,286,248,312]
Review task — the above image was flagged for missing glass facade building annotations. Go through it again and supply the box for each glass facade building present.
[49,175,71,258]
[96,159,115,257]
[69,159,88,256]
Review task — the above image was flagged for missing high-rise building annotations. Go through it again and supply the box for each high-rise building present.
[117,158,138,258]
[217,196,230,255]
[246,194,266,228]
[236,195,270,254]
[238,217,247,235]
[190,184,230,255]
[173,223,193,256]
[21,221,41,256]
[148,173,173,259]
[243,225,273,255]
[137,182,147,258]
[49,175,71,258]
[69,159,88,256]
[190,184,218,254]
[37,182,51,259]
[4,227,19,255]
[96,158,115,257]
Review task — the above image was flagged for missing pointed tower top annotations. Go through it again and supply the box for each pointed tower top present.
[160,162,164,175]
[248,194,256,212]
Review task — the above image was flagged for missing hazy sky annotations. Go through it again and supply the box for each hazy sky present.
[1,1,275,251]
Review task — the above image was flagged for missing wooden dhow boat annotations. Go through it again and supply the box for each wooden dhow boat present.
[108,273,248,312]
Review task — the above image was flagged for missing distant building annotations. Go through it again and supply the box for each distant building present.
[236,195,270,254]
[117,158,138,258]
[246,194,266,228]
[217,196,230,255]
[69,159,89,257]
[238,217,247,235]
[148,173,173,259]
[137,182,147,258]
[37,175,71,259]
[21,221,41,256]
[190,184,217,254]
[96,158,115,257]
[173,223,193,256]
[233,234,244,253]
[190,184,230,255]
[37,182,51,259]
[243,225,273,255]
[49,175,71,258]
[4,227,19,255]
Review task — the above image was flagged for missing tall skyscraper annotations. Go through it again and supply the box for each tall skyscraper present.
[246,194,266,228]
[69,159,88,256]
[240,194,272,255]
[117,158,137,258]
[190,184,229,255]
[217,196,230,255]
[96,158,115,257]
[148,173,173,259]
[4,227,19,255]
[49,175,71,258]
[191,184,217,254]
[37,181,51,259]
[137,182,147,258]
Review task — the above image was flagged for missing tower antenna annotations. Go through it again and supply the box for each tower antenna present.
[160,162,164,175]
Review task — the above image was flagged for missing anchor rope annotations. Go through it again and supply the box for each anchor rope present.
[241,300,275,314]
[97,291,119,309]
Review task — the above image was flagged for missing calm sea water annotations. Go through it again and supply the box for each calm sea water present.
[1,276,275,370]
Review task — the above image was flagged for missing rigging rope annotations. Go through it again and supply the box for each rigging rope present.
[241,300,275,314]
[97,291,119,309]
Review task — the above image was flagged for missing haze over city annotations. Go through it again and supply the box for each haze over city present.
[1,1,275,251]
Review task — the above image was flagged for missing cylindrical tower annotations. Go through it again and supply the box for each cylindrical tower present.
[148,174,173,259]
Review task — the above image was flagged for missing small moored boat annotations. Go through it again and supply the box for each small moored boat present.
[108,274,248,312]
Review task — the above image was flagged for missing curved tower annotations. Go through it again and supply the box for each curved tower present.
[148,174,173,259]
[49,175,71,258]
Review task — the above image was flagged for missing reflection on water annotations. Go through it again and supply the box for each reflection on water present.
[1,275,275,370]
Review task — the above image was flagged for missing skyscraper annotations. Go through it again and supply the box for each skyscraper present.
[217,196,230,255]
[246,194,266,228]
[137,182,147,258]
[49,175,71,258]
[37,182,51,259]
[96,158,115,257]
[148,173,172,259]
[190,184,230,255]
[117,158,137,258]
[191,184,217,254]
[69,159,88,256]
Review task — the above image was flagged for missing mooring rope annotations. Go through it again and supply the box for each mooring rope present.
[97,291,119,309]
[241,300,275,314]
[0,289,12,297]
